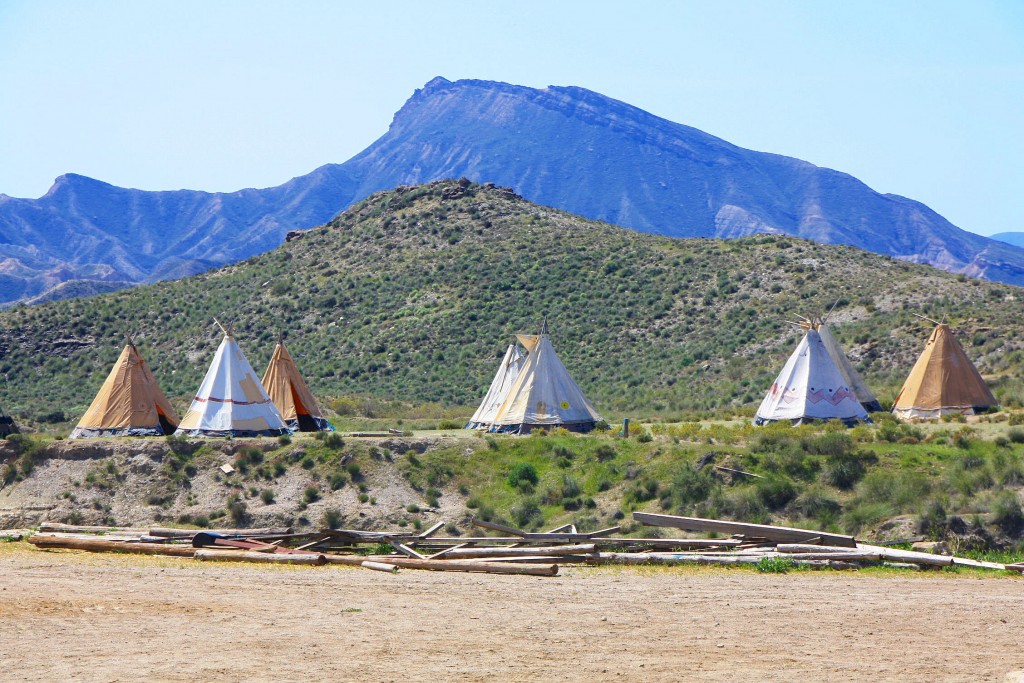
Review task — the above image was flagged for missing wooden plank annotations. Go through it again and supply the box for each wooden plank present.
[427,543,469,559]
[194,549,325,565]
[633,512,857,548]
[440,544,595,560]
[390,541,427,559]
[855,543,953,567]
[417,522,445,539]
[323,554,558,576]
[714,465,764,479]
[149,526,291,537]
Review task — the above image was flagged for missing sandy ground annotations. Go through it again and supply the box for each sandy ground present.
[2,544,1024,682]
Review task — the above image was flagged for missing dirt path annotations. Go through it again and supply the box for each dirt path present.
[2,544,1023,682]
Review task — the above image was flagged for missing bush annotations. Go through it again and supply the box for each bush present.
[670,463,716,509]
[322,433,344,449]
[918,499,947,538]
[226,494,247,526]
[260,489,275,504]
[511,497,543,529]
[595,445,616,462]
[792,486,841,525]
[303,486,321,504]
[992,492,1024,536]
[1008,428,1024,444]
[322,508,342,529]
[438,419,462,430]
[507,462,539,490]
[755,477,796,510]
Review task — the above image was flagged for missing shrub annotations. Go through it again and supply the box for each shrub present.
[322,433,344,449]
[345,462,362,480]
[511,497,543,528]
[670,464,716,509]
[322,508,342,529]
[636,432,653,443]
[755,477,796,510]
[226,494,247,526]
[792,486,841,525]
[406,503,420,513]
[595,445,616,462]
[507,462,539,490]
[260,489,275,504]
[278,434,292,446]
[1008,428,1024,444]
[303,486,321,504]
[438,419,462,430]
[918,499,947,538]
[329,473,347,490]
[991,492,1024,536]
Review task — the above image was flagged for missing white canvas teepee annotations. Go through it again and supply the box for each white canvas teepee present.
[817,324,881,412]
[176,324,289,437]
[755,328,869,425]
[466,344,526,429]
[490,333,602,433]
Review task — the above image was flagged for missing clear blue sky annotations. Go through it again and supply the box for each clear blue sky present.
[1,1,1021,235]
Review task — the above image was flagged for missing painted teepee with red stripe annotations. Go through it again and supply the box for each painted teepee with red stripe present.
[175,321,289,437]
[755,325,869,426]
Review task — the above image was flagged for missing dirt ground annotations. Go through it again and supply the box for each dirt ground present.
[2,544,1024,682]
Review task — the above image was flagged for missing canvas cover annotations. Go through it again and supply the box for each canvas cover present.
[261,339,334,432]
[466,344,526,429]
[490,334,601,433]
[755,329,869,425]
[70,342,179,438]
[176,333,289,437]
[893,324,996,421]
[818,324,881,412]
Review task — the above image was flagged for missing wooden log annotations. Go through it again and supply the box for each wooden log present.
[38,523,149,534]
[149,526,291,538]
[416,521,445,538]
[361,561,399,573]
[194,549,325,565]
[633,512,857,548]
[950,557,1006,570]
[777,544,863,554]
[322,554,558,576]
[855,543,954,567]
[593,552,764,566]
[440,544,596,559]
[1005,563,1024,572]
[29,535,196,557]
[474,555,594,564]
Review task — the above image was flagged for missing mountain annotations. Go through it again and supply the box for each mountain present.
[991,232,1024,248]
[3,77,1024,306]
[2,180,1022,426]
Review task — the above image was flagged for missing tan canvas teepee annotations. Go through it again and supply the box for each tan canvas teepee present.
[893,323,996,421]
[261,336,334,432]
[70,338,179,438]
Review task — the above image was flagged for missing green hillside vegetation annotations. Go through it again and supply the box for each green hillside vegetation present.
[2,179,1024,430]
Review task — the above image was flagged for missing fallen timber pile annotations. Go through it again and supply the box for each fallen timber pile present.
[20,512,1019,576]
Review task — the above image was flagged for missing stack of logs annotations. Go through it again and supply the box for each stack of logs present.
[17,513,1023,576]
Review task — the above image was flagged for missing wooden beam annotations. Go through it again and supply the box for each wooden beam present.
[194,549,325,565]
[632,512,857,547]
[323,554,558,576]
[29,535,196,557]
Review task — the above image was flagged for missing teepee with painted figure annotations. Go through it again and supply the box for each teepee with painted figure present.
[489,325,602,434]
[261,335,334,432]
[814,321,881,413]
[70,335,179,438]
[466,343,527,430]
[755,322,869,426]
[175,321,289,438]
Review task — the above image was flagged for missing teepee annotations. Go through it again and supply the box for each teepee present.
[755,326,869,426]
[466,344,526,429]
[892,322,996,421]
[175,322,289,437]
[817,324,881,412]
[261,336,334,432]
[70,337,179,438]
[0,403,18,437]
[489,331,602,434]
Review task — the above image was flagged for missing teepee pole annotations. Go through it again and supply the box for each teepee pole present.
[911,313,942,326]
